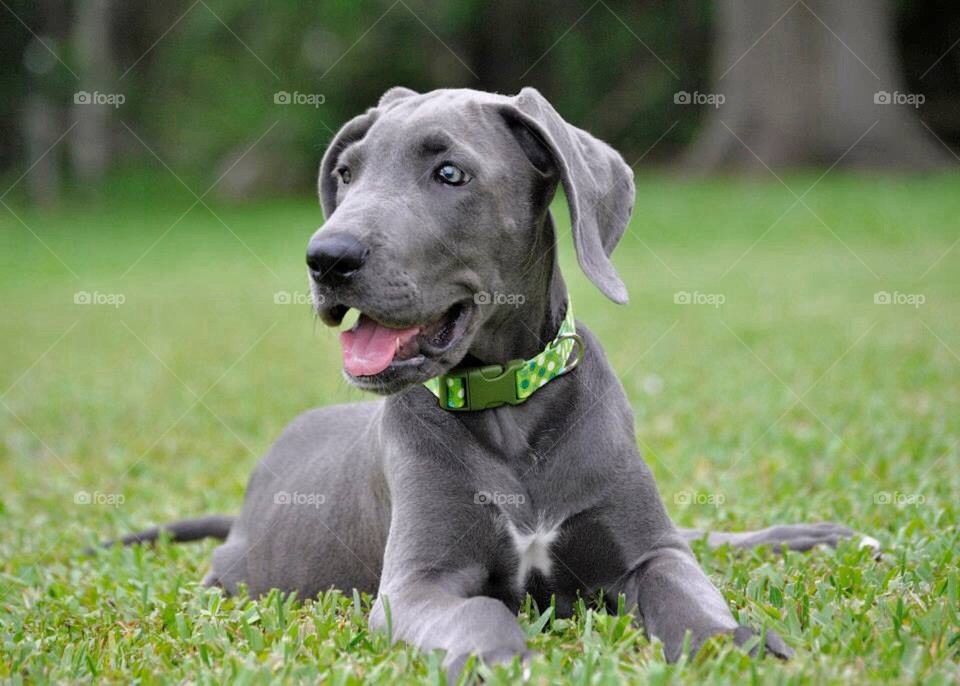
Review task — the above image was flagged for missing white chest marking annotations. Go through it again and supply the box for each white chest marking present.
[505,520,560,589]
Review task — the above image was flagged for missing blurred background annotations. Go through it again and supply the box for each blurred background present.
[1,0,959,205]
[2,4,959,681]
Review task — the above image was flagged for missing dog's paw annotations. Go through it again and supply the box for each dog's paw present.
[670,625,792,663]
[445,648,534,684]
[857,534,882,558]
[732,625,793,659]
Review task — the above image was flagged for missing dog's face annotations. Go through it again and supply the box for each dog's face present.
[309,87,634,394]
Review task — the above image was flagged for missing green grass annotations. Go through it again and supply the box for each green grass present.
[1,173,959,684]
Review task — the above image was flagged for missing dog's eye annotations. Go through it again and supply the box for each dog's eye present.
[435,163,470,186]
[337,167,352,184]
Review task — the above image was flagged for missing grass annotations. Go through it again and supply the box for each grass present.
[1,172,959,684]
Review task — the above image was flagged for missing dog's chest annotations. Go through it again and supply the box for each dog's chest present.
[503,518,561,589]
[492,507,627,610]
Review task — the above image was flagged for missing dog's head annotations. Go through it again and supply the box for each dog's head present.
[309,87,634,394]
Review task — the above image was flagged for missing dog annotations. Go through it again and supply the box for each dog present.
[111,87,876,679]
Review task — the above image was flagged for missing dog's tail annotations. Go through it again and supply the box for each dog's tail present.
[90,515,236,552]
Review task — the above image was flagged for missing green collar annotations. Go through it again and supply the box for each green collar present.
[423,304,584,411]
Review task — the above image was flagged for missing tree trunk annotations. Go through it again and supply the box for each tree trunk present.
[21,96,63,207]
[684,0,952,172]
[70,0,116,182]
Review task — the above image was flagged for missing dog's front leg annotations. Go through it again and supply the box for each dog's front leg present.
[370,570,530,681]
[622,545,793,661]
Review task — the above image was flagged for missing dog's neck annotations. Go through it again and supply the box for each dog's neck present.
[466,212,568,366]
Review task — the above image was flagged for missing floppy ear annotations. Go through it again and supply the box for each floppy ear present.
[318,109,378,219]
[378,86,418,108]
[320,88,420,219]
[496,87,633,304]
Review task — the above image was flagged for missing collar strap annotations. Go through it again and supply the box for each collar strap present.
[423,304,584,411]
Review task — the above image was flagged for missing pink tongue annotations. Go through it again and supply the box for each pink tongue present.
[339,315,420,376]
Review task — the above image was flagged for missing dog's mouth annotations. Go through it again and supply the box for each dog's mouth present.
[336,301,472,379]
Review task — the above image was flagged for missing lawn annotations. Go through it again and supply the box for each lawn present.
[1,173,958,684]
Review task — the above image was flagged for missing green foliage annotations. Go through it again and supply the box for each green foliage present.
[1,174,959,683]
[0,0,714,185]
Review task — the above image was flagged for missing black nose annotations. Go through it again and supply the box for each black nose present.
[306,233,370,280]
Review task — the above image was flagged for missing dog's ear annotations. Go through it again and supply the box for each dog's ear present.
[378,86,418,108]
[320,88,420,218]
[319,109,378,219]
[496,87,633,304]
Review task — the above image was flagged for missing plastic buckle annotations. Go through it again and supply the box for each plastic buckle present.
[441,358,526,411]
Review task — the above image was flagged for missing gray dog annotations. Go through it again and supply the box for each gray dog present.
[115,87,874,679]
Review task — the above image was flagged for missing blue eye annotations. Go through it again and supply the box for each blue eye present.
[435,163,470,186]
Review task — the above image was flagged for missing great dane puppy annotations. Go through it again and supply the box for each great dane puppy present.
[115,87,871,678]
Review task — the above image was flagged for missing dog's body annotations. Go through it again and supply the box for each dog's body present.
[117,87,869,677]
[211,326,718,613]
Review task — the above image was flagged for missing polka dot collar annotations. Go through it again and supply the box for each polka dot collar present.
[422,304,584,411]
